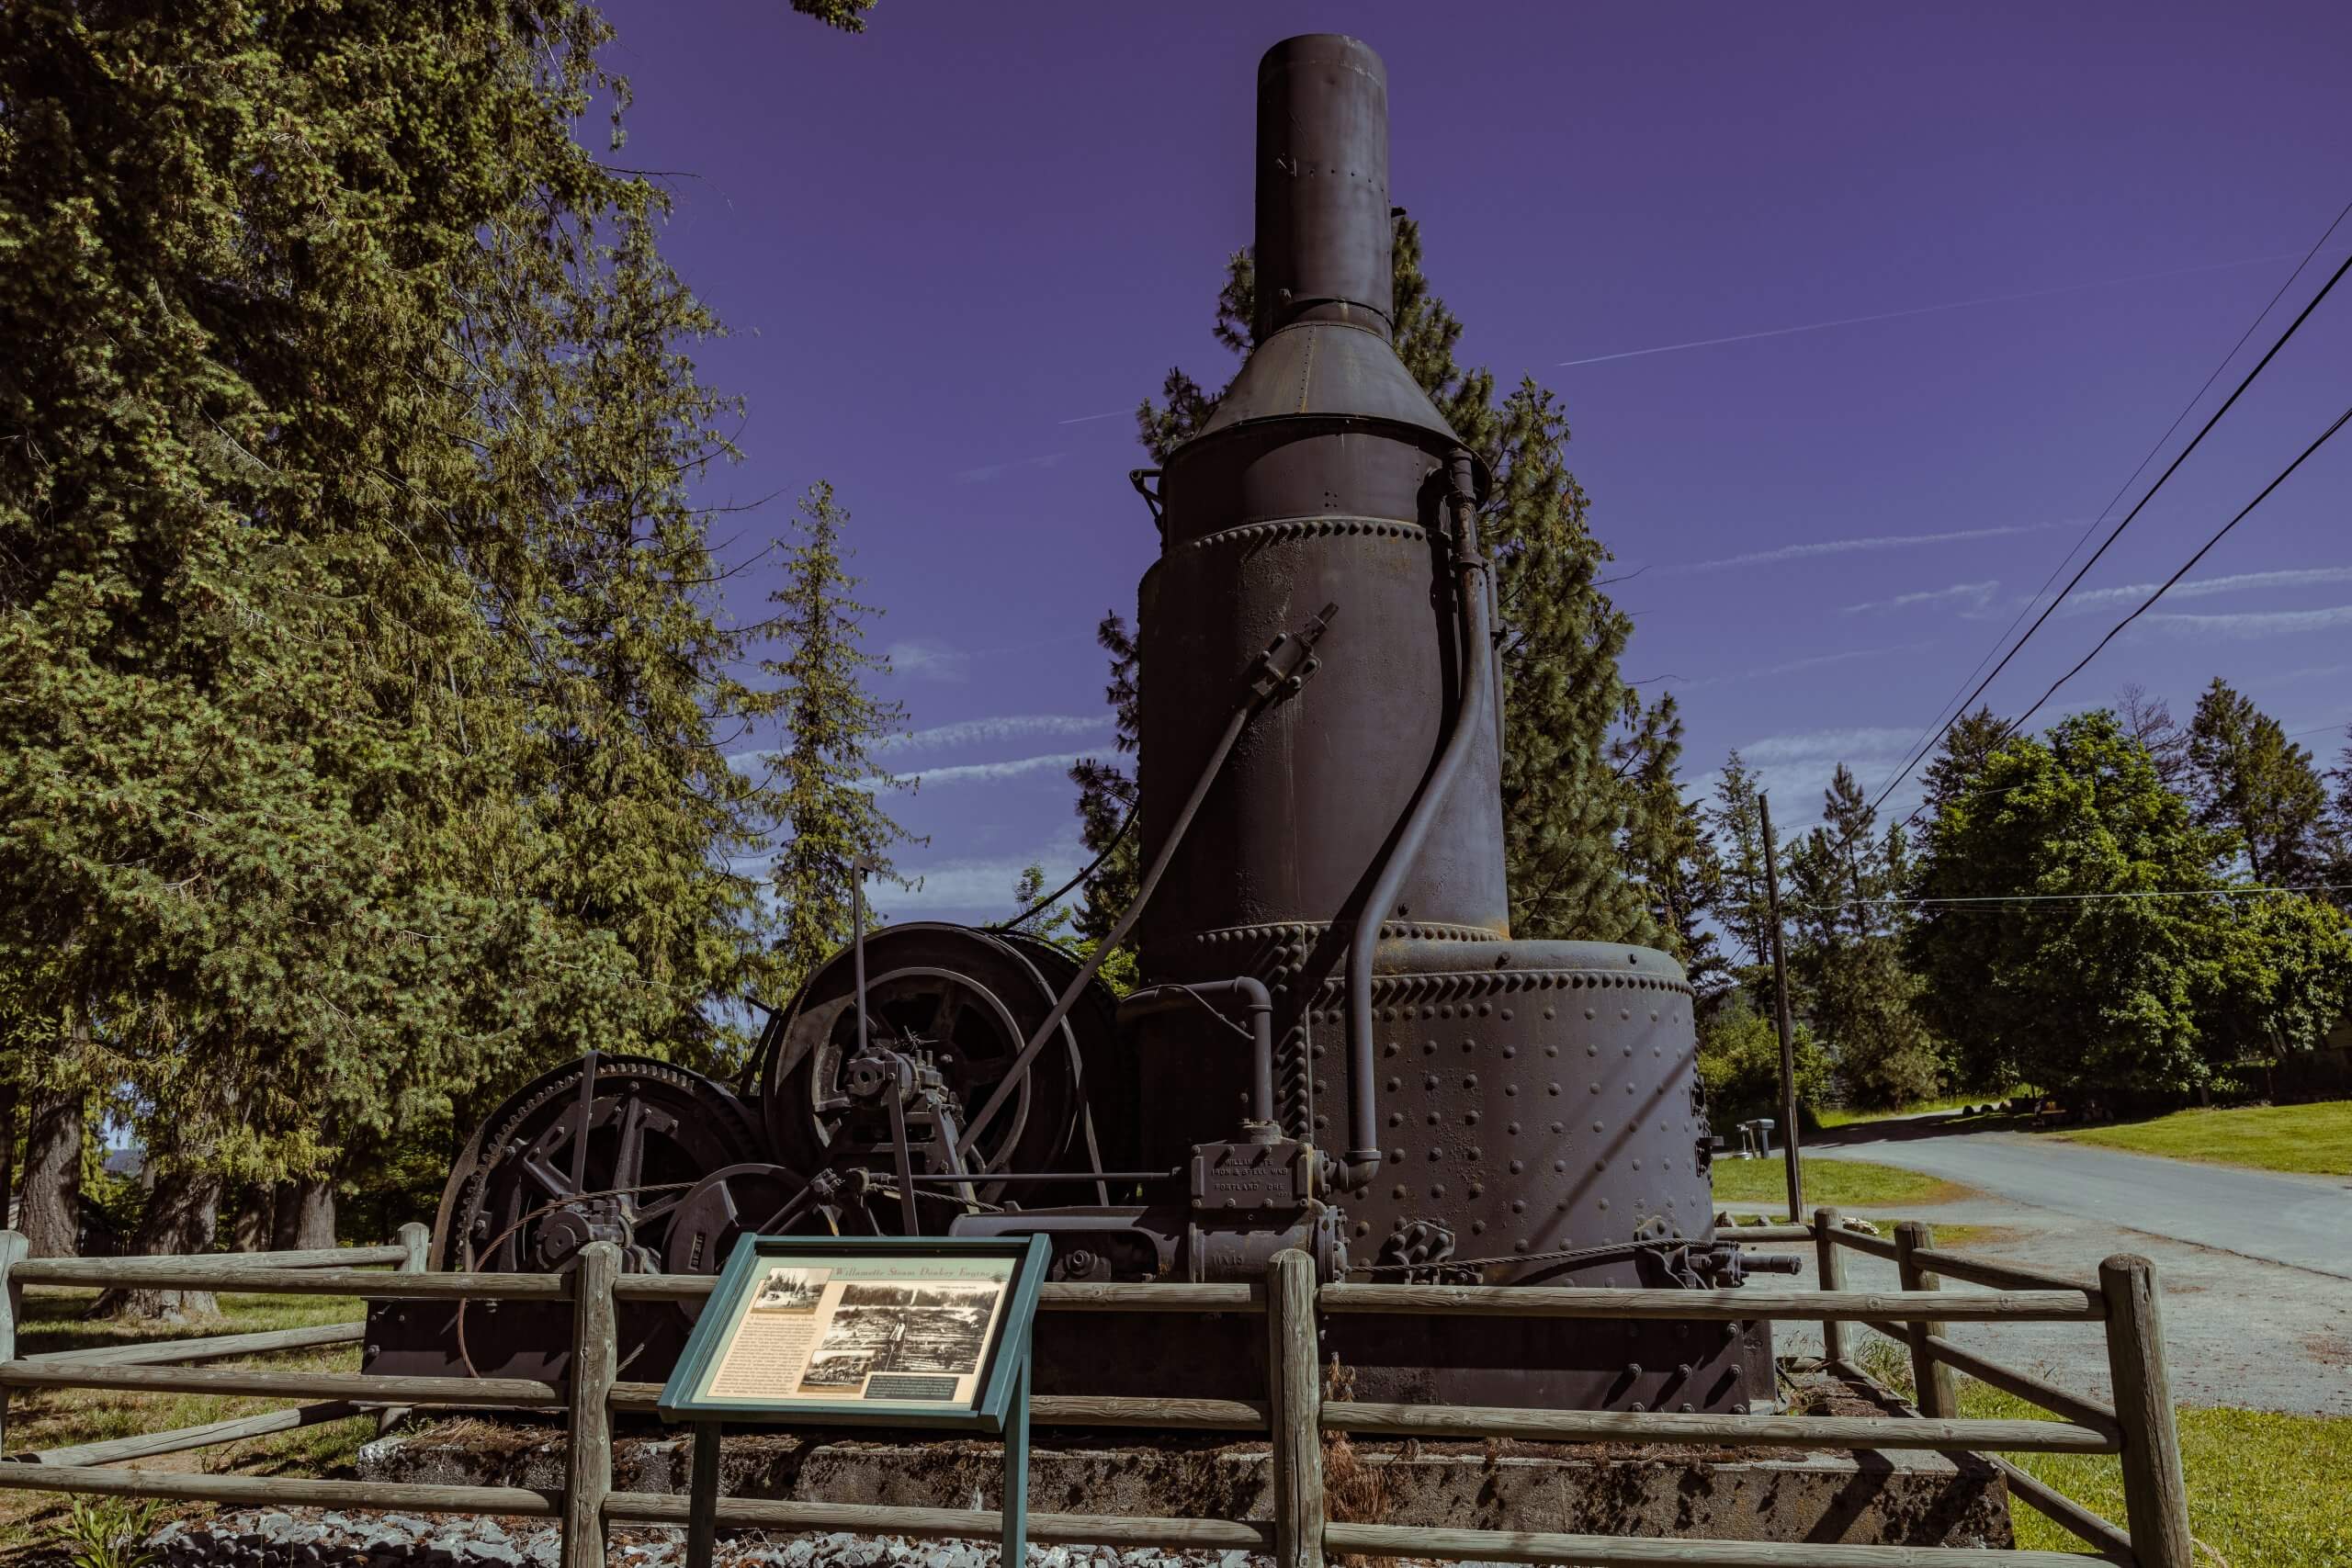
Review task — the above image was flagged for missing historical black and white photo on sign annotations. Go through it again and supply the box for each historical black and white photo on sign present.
[798,1348,874,1389]
[808,1282,998,1377]
[751,1267,827,1313]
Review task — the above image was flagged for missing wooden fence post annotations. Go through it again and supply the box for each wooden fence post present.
[378,1223,434,1435]
[1812,1208,1845,1367]
[0,1229,26,1455]
[1267,1249,1326,1568]
[2101,1254,2192,1568]
[561,1241,619,1568]
[1894,1220,1958,1418]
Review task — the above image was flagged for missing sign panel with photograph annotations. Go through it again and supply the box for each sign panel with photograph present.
[657,1234,1048,1432]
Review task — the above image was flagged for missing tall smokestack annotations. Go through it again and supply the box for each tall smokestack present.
[1128,40,1747,1419]
[1252,35,1396,342]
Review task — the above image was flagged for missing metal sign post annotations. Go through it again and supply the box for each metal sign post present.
[660,1234,1048,1568]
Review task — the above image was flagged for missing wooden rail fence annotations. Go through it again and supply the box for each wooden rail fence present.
[0,1210,2191,1568]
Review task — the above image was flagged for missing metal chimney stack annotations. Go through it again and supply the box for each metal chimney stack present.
[1126,34,1767,1410]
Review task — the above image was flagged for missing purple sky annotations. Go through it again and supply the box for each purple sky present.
[603,1,2352,924]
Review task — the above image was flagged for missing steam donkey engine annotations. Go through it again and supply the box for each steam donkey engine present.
[372,34,1785,1415]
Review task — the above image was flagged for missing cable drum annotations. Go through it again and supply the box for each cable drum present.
[758,923,1125,1206]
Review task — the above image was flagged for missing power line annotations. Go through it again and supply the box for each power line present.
[1999,401,2352,737]
[1883,201,2352,805]
[1859,217,2352,828]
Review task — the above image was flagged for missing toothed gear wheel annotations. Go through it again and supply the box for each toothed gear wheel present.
[434,1055,766,1276]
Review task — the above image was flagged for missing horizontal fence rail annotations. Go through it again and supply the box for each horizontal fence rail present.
[0,1206,2190,1568]
[1321,1520,2109,1567]
[1317,1280,2105,1322]
[18,1321,364,1368]
[0,1360,561,1409]
[1322,1402,2120,1454]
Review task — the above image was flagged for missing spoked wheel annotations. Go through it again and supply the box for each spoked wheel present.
[761,923,1118,1213]
[435,1054,767,1275]
[662,1162,868,1318]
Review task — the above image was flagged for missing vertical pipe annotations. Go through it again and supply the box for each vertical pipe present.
[2102,1254,2194,1568]
[1759,794,1804,1221]
[850,855,873,1058]
[568,1051,599,1200]
[1343,453,1490,1187]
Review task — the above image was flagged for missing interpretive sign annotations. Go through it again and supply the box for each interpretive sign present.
[659,1233,1046,1427]
[658,1234,1051,1568]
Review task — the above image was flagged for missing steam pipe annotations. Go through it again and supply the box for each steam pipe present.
[958,699,1255,1161]
[1341,451,1491,1189]
[1118,978,1277,1125]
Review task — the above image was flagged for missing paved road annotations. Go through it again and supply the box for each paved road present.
[1811,1120,2352,1280]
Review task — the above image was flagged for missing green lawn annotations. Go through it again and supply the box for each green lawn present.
[1851,1340,2350,1566]
[0,1289,376,1555]
[1710,1156,1965,1211]
[2054,1099,2352,1177]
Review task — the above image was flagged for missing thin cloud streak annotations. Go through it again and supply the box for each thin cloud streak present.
[1668,522,2067,575]
[1675,642,1931,689]
[2056,565,2352,615]
[1556,253,2294,367]
[2136,604,2352,639]
[876,750,1088,789]
[1057,410,1127,425]
[1842,581,1999,615]
[1737,726,1920,765]
[878,714,1111,753]
[888,829,1091,917]
[886,640,969,682]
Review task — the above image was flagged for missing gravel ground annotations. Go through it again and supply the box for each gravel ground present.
[151,1509,1270,1568]
[1731,1197,2352,1416]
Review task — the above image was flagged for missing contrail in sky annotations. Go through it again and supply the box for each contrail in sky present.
[1058,410,1127,425]
[1557,253,2297,367]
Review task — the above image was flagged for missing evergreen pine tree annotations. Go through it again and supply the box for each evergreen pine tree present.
[0,0,872,1272]
[1710,751,1776,975]
[763,484,922,992]
[1790,767,1941,1108]
[2186,678,2332,886]
[1067,614,1141,942]
[1919,706,2013,814]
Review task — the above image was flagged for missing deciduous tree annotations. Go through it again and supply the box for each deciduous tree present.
[1909,710,2348,1094]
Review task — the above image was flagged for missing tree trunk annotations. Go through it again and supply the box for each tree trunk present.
[95,1164,224,1321]
[272,1175,335,1251]
[0,1078,17,1235]
[229,1185,275,1252]
[20,1091,83,1258]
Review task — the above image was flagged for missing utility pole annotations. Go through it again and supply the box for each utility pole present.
[1759,793,1804,1222]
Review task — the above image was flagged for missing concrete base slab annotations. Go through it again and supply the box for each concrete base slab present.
[361,1373,2012,1551]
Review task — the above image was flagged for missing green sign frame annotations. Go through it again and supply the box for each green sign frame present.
[658,1232,1047,1431]
[656,1233,1052,1568]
